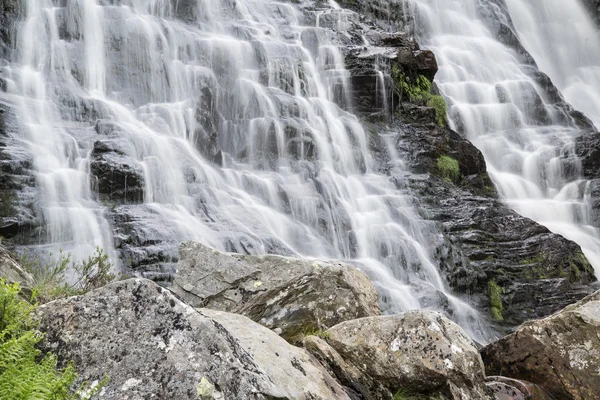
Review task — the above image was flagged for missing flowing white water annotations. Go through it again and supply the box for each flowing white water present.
[505,0,600,128]
[2,0,490,339]
[410,0,600,274]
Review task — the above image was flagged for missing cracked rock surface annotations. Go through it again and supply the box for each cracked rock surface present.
[37,278,352,400]
[481,289,600,400]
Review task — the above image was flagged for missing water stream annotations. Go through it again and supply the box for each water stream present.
[505,0,600,128]
[410,0,600,274]
[3,0,489,339]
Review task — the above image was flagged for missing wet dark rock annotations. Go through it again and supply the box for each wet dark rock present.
[335,0,414,32]
[0,101,39,243]
[481,290,600,400]
[343,0,599,329]
[90,140,145,205]
[575,132,600,226]
[344,37,437,116]
[111,205,179,277]
[0,0,22,58]
[365,109,596,328]
[581,0,600,26]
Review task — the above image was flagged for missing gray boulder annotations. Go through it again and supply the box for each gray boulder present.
[481,289,600,400]
[171,242,380,341]
[38,278,352,400]
[323,311,491,400]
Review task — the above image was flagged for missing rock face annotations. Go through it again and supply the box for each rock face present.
[0,244,33,293]
[89,140,145,204]
[481,289,600,400]
[316,311,490,400]
[171,242,380,340]
[344,1,598,328]
[38,278,352,400]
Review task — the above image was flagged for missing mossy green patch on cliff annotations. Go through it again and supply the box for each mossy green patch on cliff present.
[426,95,447,127]
[392,66,447,126]
[437,155,460,183]
[565,250,592,283]
[488,280,504,321]
[519,254,545,265]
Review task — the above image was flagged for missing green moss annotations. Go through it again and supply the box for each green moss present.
[519,254,545,265]
[437,155,460,183]
[488,280,504,321]
[391,66,447,126]
[426,95,447,127]
[564,250,591,282]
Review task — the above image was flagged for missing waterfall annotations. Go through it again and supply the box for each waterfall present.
[505,0,600,128]
[3,0,490,340]
[410,0,600,275]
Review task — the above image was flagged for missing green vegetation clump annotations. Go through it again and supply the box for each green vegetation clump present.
[437,155,460,183]
[426,95,448,127]
[392,65,448,126]
[488,280,504,321]
[393,388,444,400]
[303,327,331,340]
[20,247,115,304]
[0,279,106,399]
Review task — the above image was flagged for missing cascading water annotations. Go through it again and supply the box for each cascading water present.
[2,0,490,339]
[410,0,600,274]
[505,0,600,128]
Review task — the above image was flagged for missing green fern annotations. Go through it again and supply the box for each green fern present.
[0,279,106,399]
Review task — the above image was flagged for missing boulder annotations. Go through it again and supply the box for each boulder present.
[481,290,600,400]
[484,377,552,400]
[38,278,352,400]
[302,335,368,399]
[323,311,491,400]
[170,242,380,341]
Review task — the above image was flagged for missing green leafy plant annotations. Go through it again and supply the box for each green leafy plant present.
[20,247,115,304]
[426,95,448,127]
[391,65,448,126]
[0,279,107,399]
[302,327,331,340]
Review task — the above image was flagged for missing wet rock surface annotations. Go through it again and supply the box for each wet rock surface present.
[38,278,352,400]
[171,241,381,341]
[0,243,33,296]
[338,0,599,328]
[481,289,600,400]
[90,140,145,204]
[322,311,491,400]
